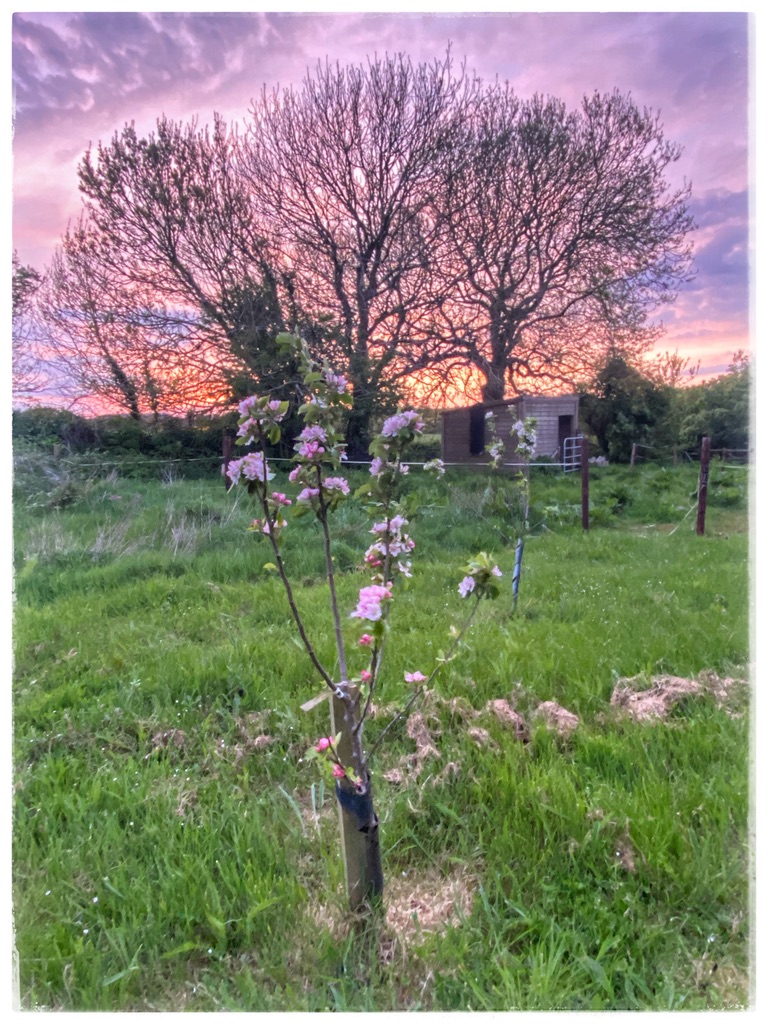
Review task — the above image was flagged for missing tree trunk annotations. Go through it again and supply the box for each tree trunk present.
[346,354,374,461]
[345,402,372,463]
[330,692,384,911]
[481,362,506,403]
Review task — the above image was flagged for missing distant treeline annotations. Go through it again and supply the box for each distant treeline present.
[11,406,443,478]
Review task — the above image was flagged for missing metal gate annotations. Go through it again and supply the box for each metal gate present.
[562,435,583,472]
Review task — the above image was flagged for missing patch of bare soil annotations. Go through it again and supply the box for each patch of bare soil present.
[610,670,748,722]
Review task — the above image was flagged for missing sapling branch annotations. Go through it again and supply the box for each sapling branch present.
[367,592,482,758]
[315,464,350,687]
[252,449,337,694]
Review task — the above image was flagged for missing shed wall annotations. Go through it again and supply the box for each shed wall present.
[441,395,579,465]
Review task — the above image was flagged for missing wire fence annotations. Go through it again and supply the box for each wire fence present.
[629,441,751,469]
[12,440,752,479]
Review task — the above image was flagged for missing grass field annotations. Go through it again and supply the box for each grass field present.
[11,456,751,1010]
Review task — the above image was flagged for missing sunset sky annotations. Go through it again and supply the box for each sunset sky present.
[11,6,753,383]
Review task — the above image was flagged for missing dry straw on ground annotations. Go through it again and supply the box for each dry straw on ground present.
[610,671,747,722]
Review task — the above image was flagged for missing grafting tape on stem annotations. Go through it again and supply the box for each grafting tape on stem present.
[335,781,377,831]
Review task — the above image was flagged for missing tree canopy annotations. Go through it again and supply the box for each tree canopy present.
[37,50,694,444]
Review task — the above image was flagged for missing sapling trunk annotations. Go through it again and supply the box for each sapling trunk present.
[330,692,384,910]
[318,483,384,910]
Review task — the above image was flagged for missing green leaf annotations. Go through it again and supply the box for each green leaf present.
[103,965,140,987]
[246,896,282,920]
[160,941,201,962]
[205,911,227,943]
[276,332,300,351]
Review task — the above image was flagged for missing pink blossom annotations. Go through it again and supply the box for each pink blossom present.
[351,584,392,621]
[288,466,302,483]
[298,439,324,460]
[323,371,347,394]
[369,456,385,476]
[271,492,292,506]
[404,671,427,684]
[241,452,271,482]
[424,458,445,477]
[315,737,333,752]
[262,516,286,536]
[238,396,257,417]
[297,487,320,504]
[380,410,424,438]
[323,476,350,495]
[227,453,273,485]
[360,670,372,683]
[492,565,502,577]
[458,575,476,598]
[298,425,327,444]
[332,763,346,779]
[359,634,374,646]
[236,417,257,439]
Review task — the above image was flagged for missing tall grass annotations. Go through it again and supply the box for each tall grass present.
[12,461,750,1010]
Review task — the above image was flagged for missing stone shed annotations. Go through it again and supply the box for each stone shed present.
[440,395,580,466]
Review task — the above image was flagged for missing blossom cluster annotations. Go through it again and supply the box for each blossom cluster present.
[365,514,416,578]
[458,552,503,600]
[309,733,363,790]
[423,458,446,477]
[236,396,289,447]
[380,410,424,438]
[247,490,292,538]
[227,451,274,486]
[484,412,538,467]
[512,418,537,461]
[351,584,393,622]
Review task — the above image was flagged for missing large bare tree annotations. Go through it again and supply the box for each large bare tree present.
[76,115,306,400]
[12,250,46,405]
[428,86,694,401]
[67,58,693,433]
[240,51,479,457]
[37,220,228,418]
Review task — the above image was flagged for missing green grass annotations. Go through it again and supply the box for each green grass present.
[12,460,751,1010]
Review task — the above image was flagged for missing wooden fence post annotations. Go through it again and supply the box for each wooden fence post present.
[581,435,589,531]
[222,435,234,490]
[696,436,711,536]
[630,442,638,468]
